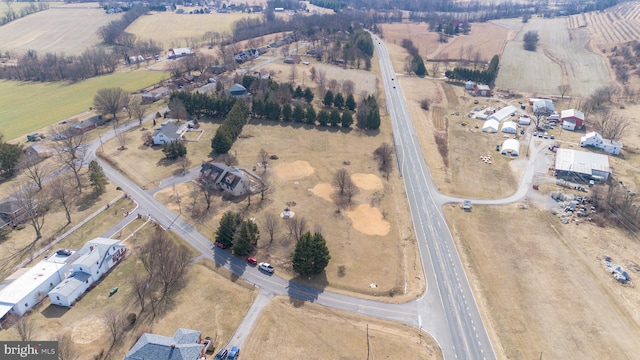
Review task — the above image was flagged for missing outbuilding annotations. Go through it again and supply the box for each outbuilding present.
[229,83,247,97]
[518,116,531,125]
[501,121,518,134]
[561,109,585,131]
[487,105,517,123]
[533,99,555,114]
[482,119,499,133]
[555,148,611,181]
[501,139,520,156]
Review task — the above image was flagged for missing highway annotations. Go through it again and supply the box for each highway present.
[372,35,496,359]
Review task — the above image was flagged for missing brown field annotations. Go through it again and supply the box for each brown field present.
[243,296,442,359]
[126,12,261,48]
[0,7,119,55]
[445,205,640,359]
[569,2,640,46]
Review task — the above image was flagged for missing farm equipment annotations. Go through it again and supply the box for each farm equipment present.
[26,133,45,142]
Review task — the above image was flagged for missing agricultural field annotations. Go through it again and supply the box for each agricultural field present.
[495,18,612,97]
[126,12,261,49]
[0,71,167,142]
[568,2,640,47]
[0,6,118,56]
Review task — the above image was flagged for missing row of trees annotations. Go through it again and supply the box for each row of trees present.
[1,1,48,26]
[215,211,260,256]
[97,4,147,46]
[211,100,250,154]
[444,55,500,85]
[170,91,237,119]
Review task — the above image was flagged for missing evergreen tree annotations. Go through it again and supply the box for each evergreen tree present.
[323,90,334,107]
[305,106,317,125]
[333,92,345,109]
[341,111,353,128]
[211,127,232,154]
[317,110,330,126]
[345,93,356,111]
[88,160,107,194]
[215,211,242,248]
[329,109,341,127]
[292,232,331,276]
[162,140,187,160]
[232,219,260,256]
[303,87,314,103]
[413,54,427,77]
[0,138,23,177]
[294,85,304,98]
[292,104,306,123]
[282,103,292,122]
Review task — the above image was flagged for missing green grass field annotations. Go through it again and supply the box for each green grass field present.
[0,71,168,141]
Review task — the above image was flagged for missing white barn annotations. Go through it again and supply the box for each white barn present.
[501,139,520,156]
[501,121,518,133]
[487,105,518,123]
[482,119,499,133]
[49,238,126,307]
[0,254,70,322]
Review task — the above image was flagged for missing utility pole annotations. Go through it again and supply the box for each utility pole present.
[366,323,370,360]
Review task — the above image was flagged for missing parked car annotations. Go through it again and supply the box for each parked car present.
[246,256,257,266]
[214,348,228,360]
[258,262,274,273]
[228,346,240,360]
[56,249,72,256]
[214,242,227,249]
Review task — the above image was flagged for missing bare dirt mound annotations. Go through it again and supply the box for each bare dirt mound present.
[70,316,106,344]
[351,173,383,191]
[346,204,390,236]
[312,183,334,202]
[274,160,314,180]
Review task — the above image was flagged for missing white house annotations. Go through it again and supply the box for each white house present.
[0,254,70,323]
[501,121,518,134]
[48,238,126,307]
[580,131,623,155]
[168,48,193,59]
[482,119,499,133]
[152,121,187,145]
[487,105,517,123]
[501,139,520,156]
[200,162,251,197]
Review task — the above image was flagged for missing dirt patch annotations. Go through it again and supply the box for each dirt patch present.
[312,183,334,202]
[351,173,383,190]
[273,160,315,180]
[70,316,106,344]
[346,204,390,236]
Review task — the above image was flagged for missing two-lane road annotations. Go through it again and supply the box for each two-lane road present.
[372,35,496,360]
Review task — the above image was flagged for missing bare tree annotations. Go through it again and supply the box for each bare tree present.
[57,333,78,360]
[289,62,298,84]
[261,212,280,244]
[168,97,188,122]
[333,168,349,196]
[102,308,125,349]
[532,106,552,131]
[374,143,394,180]
[14,180,48,240]
[49,173,78,224]
[309,66,317,82]
[198,173,217,210]
[53,131,89,190]
[129,97,147,126]
[114,127,128,150]
[343,175,359,205]
[328,78,339,93]
[13,316,35,341]
[168,59,185,78]
[93,87,127,123]
[285,216,307,241]
[317,69,327,89]
[558,84,571,99]
[257,148,269,174]
[179,155,190,175]
[342,80,355,95]
[592,109,630,142]
[431,60,441,78]
[22,152,50,191]
[217,153,238,166]
[130,272,150,314]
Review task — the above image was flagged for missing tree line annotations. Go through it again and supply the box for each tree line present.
[211,100,251,154]
[97,4,147,46]
[444,55,499,85]
[401,39,427,77]
[1,2,48,26]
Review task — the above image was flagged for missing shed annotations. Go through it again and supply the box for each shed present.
[229,83,247,97]
[487,105,517,123]
[501,139,520,156]
[518,116,531,125]
[501,121,518,133]
[464,80,476,90]
[482,119,499,133]
[473,84,492,97]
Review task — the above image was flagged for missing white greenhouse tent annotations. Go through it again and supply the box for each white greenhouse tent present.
[482,119,499,133]
[487,105,517,123]
[501,139,520,156]
[518,116,531,125]
[501,121,518,133]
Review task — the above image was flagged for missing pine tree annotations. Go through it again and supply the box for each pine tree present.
[211,128,232,154]
[294,85,304,98]
[232,220,260,256]
[334,92,345,108]
[305,106,317,125]
[323,90,334,107]
[292,232,331,276]
[215,211,242,248]
[88,160,107,194]
[341,111,353,128]
[317,110,330,126]
[345,93,356,111]
[303,87,314,103]
[329,109,341,127]
[292,104,305,123]
[282,103,292,122]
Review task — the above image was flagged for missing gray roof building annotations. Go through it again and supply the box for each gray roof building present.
[125,328,205,360]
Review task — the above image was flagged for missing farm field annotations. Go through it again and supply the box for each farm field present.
[568,2,640,46]
[0,71,167,142]
[495,18,612,97]
[126,12,261,48]
[0,6,118,56]
[243,296,441,359]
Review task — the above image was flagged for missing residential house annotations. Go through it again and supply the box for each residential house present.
[152,121,187,145]
[0,253,70,325]
[48,238,126,307]
[580,131,623,155]
[284,55,301,64]
[142,87,170,104]
[473,84,492,97]
[234,49,259,63]
[306,46,325,57]
[168,48,193,59]
[200,162,250,197]
[561,109,585,131]
[0,199,28,229]
[70,116,105,134]
[125,328,208,360]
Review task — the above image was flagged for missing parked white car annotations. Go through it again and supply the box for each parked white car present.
[258,262,274,273]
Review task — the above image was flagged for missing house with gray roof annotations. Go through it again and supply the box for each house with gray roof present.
[153,121,187,145]
[200,162,250,197]
[48,238,125,307]
[125,328,207,360]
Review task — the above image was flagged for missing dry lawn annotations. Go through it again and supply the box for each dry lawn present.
[0,7,119,55]
[243,296,442,359]
[445,204,640,359]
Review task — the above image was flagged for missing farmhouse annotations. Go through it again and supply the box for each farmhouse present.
[168,48,193,59]
[0,253,70,324]
[501,139,520,156]
[561,109,585,131]
[200,162,250,197]
[152,121,187,145]
[580,131,623,155]
[125,328,208,360]
[487,105,517,123]
[48,238,126,308]
[473,84,492,97]
[533,99,555,114]
[142,87,170,104]
[70,116,105,134]
[555,148,611,181]
[501,121,518,133]
[482,119,499,133]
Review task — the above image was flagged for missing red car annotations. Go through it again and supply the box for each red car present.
[246,256,258,266]
[214,242,227,249]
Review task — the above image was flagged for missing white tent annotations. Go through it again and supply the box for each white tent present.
[501,139,520,156]
[518,116,531,125]
[501,121,518,133]
[482,119,499,133]
[487,105,518,123]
